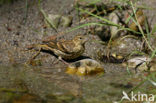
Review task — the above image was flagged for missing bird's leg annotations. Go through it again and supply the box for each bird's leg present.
[26,47,41,65]
[53,56,69,65]
[32,48,41,59]
[26,44,49,65]
[58,57,69,65]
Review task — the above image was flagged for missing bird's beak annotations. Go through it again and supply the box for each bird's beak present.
[83,36,88,43]
[84,36,89,42]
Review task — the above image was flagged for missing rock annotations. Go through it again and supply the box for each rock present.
[109,12,120,39]
[97,52,126,63]
[61,16,73,27]
[45,14,73,28]
[66,59,105,76]
[96,36,144,63]
[46,14,61,28]
[122,56,152,71]
[110,37,143,56]
[124,9,146,34]
[148,57,156,72]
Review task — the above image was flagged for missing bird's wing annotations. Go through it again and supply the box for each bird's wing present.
[42,35,57,43]
[45,40,58,48]
[43,38,76,54]
[57,41,76,54]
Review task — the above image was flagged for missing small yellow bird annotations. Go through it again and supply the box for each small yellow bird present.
[27,34,87,63]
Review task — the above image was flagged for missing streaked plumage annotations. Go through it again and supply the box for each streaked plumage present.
[46,35,87,59]
[28,34,87,60]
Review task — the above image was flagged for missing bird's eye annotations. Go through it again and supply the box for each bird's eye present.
[79,37,82,39]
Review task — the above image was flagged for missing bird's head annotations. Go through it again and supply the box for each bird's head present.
[73,34,88,45]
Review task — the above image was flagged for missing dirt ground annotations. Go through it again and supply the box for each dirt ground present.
[0,0,156,103]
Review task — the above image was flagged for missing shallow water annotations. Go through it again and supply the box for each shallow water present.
[0,64,155,103]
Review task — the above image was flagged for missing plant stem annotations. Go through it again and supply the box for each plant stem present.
[130,1,154,52]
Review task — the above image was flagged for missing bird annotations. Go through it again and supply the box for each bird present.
[43,34,87,59]
[27,34,88,64]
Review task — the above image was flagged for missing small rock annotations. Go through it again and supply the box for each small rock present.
[66,59,105,76]
[97,51,125,63]
[46,14,61,28]
[124,9,146,34]
[148,57,156,72]
[61,16,73,27]
[122,56,152,71]
[111,37,143,56]
[45,14,73,28]
[109,12,120,39]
